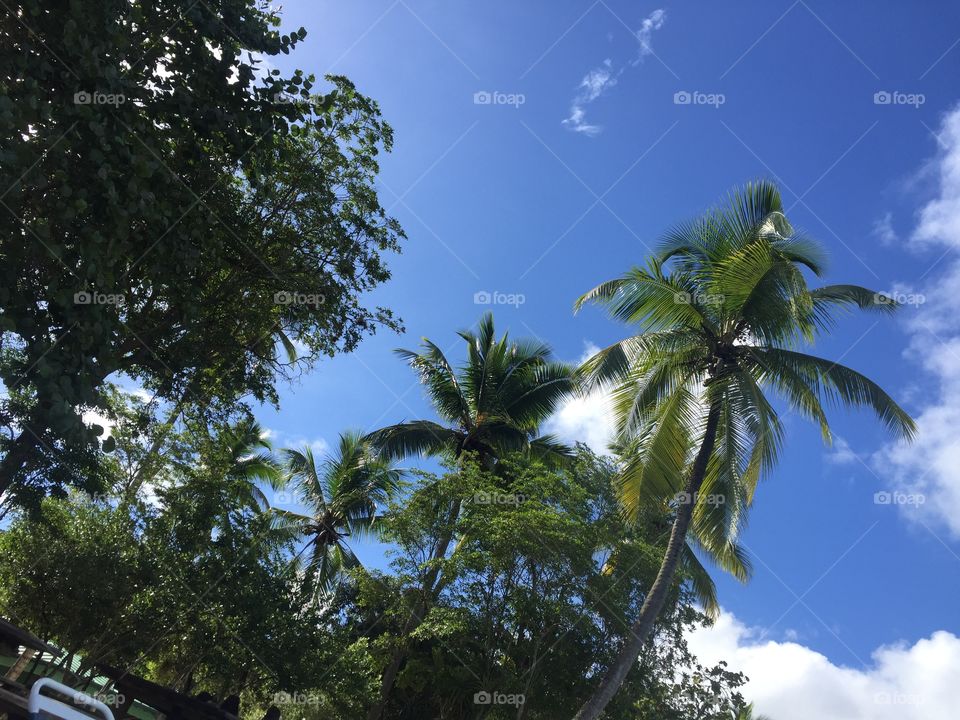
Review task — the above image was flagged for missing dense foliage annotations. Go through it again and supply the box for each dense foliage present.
[0,407,751,718]
[0,0,404,502]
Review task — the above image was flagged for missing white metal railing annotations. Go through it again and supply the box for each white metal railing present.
[28,678,114,720]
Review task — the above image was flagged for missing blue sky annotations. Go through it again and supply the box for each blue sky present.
[253,2,960,715]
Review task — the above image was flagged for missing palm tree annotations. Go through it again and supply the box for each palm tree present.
[218,417,284,512]
[572,181,915,720]
[271,431,402,600]
[368,312,574,467]
[364,312,576,720]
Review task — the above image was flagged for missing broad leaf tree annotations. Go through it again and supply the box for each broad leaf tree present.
[0,1,404,501]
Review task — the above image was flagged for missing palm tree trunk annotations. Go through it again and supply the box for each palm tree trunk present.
[573,401,722,720]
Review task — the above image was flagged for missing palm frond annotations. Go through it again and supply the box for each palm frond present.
[749,348,916,440]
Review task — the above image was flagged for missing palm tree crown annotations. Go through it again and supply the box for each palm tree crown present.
[577,180,915,555]
[367,312,575,466]
[272,431,402,599]
[218,417,284,512]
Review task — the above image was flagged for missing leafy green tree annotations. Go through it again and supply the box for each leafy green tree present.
[272,432,402,601]
[0,415,335,708]
[0,0,404,501]
[364,314,575,719]
[353,449,749,719]
[572,181,916,720]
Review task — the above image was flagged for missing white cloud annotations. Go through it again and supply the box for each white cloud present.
[562,60,616,135]
[634,8,667,61]
[562,104,603,136]
[285,435,330,458]
[825,436,857,465]
[581,62,617,102]
[562,9,666,136]
[912,105,960,249]
[689,612,960,720]
[876,102,960,537]
[872,211,897,246]
[544,343,617,453]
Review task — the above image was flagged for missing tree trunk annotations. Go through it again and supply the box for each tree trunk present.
[366,497,462,720]
[573,401,722,720]
[0,431,32,496]
[367,448,500,719]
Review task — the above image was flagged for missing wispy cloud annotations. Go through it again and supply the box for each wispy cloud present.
[825,436,858,465]
[562,60,616,135]
[872,211,897,246]
[562,8,667,136]
[634,8,667,61]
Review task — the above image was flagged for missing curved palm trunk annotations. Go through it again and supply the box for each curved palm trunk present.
[573,402,721,720]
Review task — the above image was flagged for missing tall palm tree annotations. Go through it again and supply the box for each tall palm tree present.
[364,313,576,720]
[572,181,915,720]
[271,431,402,600]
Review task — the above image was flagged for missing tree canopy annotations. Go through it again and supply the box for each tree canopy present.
[0,0,404,503]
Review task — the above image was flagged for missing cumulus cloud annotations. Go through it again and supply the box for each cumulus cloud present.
[876,103,960,537]
[688,612,960,720]
[911,106,960,249]
[543,343,617,453]
[562,9,666,136]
